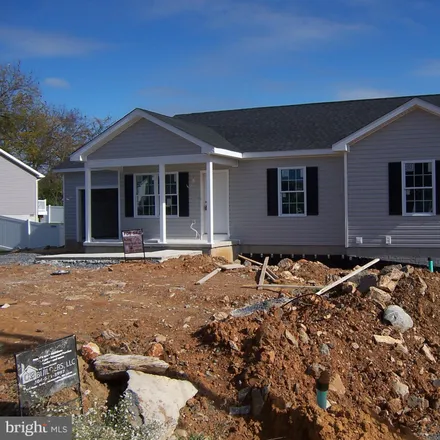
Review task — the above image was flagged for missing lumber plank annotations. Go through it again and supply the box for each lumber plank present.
[238,254,279,280]
[218,263,245,270]
[315,258,380,296]
[195,268,222,285]
[257,256,269,290]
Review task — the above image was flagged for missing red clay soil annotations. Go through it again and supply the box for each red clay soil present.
[0,255,438,439]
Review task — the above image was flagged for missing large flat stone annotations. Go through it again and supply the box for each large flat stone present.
[94,354,169,380]
[125,370,198,440]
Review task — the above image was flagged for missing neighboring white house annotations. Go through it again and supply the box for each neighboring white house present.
[0,148,45,221]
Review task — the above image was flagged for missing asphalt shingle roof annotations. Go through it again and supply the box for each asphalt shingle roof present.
[174,94,440,153]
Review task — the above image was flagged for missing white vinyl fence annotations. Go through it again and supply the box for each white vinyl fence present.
[40,206,64,224]
[0,215,65,250]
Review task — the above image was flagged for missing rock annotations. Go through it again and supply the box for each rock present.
[431,399,440,410]
[357,274,379,294]
[101,329,120,340]
[147,342,164,358]
[260,349,275,363]
[381,265,404,280]
[174,429,188,439]
[417,276,428,296]
[377,276,398,293]
[238,387,251,402]
[155,334,167,344]
[368,287,392,304]
[421,344,436,363]
[278,258,294,270]
[387,398,402,414]
[391,374,409,398]
[229,405,251,415]
[251,388,265,417]
[212,311,229,321]
[281,271,295,280]
[341,282,357,294]
[81,342,101,363]
[285,330,299,347]
[432,379,440,388]
[124,370,197,440]
[401,265,414,276]
[326,274,341,284]
[320,344,331,356]
[373,335,403,345]
[383,305,413,333]
[94,354,169,380]
[307,363,325,378]
[229,341,240,352]
[407,394,429,410]
[351,342,360,350]
[395,343,409,356]
[298,328,310,344]
[329,374,346,396]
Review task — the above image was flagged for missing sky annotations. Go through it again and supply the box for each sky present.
[1,0,440,120]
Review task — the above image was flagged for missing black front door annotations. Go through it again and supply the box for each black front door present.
[80,188,119,240]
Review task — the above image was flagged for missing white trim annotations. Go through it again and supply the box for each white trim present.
[133,172,179,218]
[243,149,336,159]
[84,167,92,243]
[333,98,440,151]
[206,161,214,244]
[200,169,230,238]
[401,160,436,216]
[76,184,119,243]
[277,167,307,217]
[344,152,349,248]
[35,179,38,221]
[211,147,243,158]
[159,164,167,244]
[86,154,238,169]
[117,169,122,240]
[0,148,45,179]
[54,168,84,173]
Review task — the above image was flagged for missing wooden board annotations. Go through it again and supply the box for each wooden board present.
[257,257,269,290]
[238,255,279,280]
[195,268,222,285]
[242,284,323,289]
[218,263,245,270]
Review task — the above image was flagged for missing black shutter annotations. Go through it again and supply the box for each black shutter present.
[178,172,189,217]
[267,168,278,216]
[388,162,402,215]
[306,167,319,216]
[124,174,134,217]
[436,161,440,215]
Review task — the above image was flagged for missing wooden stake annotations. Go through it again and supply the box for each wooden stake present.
[315,258,380,296]
[257,256,269,290]
[238,254,279,280]
[242,284,323,289]
[195,268,222,285]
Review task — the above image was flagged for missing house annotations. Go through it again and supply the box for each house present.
[0,148,45,220]
[56,94,440,264]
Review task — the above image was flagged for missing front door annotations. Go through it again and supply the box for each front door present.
[201,170,229,235]
[79,188,119,240]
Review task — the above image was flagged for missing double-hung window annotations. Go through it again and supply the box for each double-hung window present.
[135,173,179,217]
[279,168,306,215]
[403,161,435,215]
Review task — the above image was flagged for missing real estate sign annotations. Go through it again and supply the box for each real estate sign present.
[15,335,80,409]
[122,229,145,256]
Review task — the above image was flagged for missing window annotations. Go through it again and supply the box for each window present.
[279,168,306,215]
[403,161,435,215]
[135,173,179,216]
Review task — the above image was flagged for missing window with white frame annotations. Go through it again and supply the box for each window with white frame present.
[135,173,179,216]
[279,168,306,215]
[403,161,435,215]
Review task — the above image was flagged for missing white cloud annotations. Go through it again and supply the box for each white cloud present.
[414,59,440,77]
[0,26,106,58]
[336,87,395,100]
[43,77,71,89]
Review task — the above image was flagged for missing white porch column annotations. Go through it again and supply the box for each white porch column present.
[85,165,92,242]
[206,160,214,244]
[159,163,167,244]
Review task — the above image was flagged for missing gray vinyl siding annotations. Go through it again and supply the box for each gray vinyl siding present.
[0,155,37,217]
[229,156,345,245]
[348,109,440,248]
[63,171,119,241]
[121,165,204,239]
[88,119,201,160]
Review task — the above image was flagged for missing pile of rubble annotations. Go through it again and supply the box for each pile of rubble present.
[197,259,440,439]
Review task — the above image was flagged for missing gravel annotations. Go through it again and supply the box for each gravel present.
[0,252,40,266]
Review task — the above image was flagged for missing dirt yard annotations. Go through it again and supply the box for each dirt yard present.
[0,254,439,439]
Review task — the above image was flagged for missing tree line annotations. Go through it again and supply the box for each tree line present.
[0,63,110,205]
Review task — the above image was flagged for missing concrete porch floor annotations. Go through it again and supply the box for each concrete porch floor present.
[36,249,202,263]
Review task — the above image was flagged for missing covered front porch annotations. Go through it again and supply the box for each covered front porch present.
[81,153,239,258]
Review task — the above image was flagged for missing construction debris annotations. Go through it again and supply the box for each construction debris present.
[195,268,222,285]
